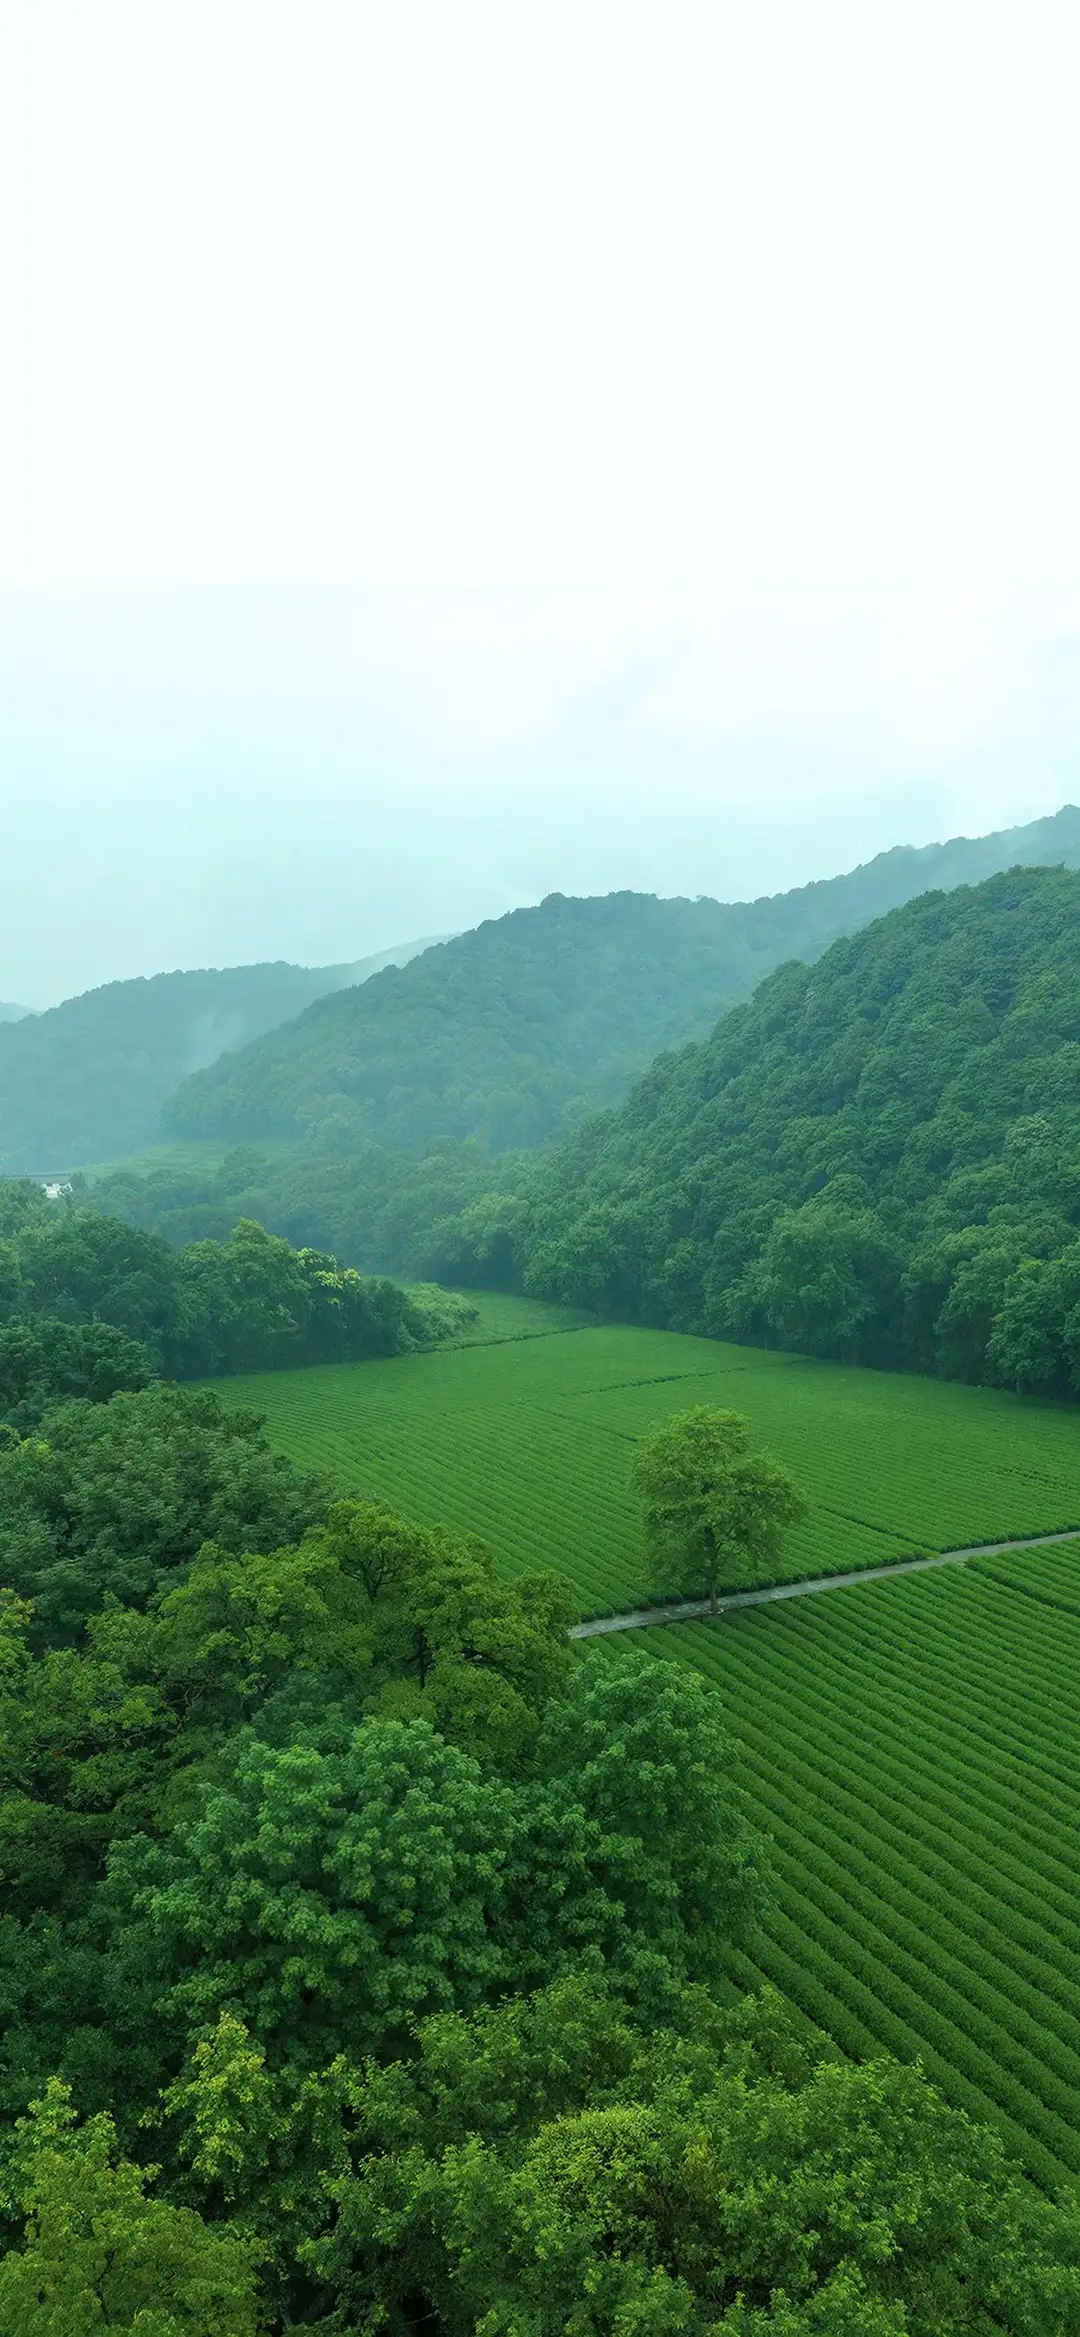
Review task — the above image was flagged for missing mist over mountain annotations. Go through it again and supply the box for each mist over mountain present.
[8,804,1080,1181]
[166,804,1080,1158]
[0,939,440,1173]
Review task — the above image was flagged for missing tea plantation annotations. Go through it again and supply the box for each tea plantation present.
[215,1295,1080,1615]
[597,1554,1080,2192]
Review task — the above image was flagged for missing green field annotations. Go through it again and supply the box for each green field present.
[592,1548,1080,2192]
[216,1299,1080,1617]
[76,1137,300,1182]
[406,1289,595,1345]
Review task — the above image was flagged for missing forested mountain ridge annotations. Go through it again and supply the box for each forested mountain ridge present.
[0,937,440,1172]
[498,864,1080,1397]
[96,850,1080,1407]
[166,804,1080,1155]
[167,892,755,1152]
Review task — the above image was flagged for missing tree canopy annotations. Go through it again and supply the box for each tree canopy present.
[632,1405,808,1605]
[0,2080,261,2337]
[0,1383,331,1642]
[312,1980,1080,2336]
[0,1193,474,1429]
[88,1134,518,1282]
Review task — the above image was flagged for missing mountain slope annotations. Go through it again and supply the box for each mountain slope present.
[513,863,1080,1395]
[166,805,1080,1156]
[0,939,439,1172]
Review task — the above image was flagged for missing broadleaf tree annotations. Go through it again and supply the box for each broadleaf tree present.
[631,1405,808,1610]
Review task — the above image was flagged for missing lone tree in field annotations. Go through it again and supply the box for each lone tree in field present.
[632,1405,808,1612]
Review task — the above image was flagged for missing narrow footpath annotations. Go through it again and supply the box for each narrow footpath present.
[569,1527,1080,1639]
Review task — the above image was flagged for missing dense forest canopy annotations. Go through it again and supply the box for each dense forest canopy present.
[165,806,1080,1156]
[0,1180,470,1430]
[490,864,1080,1398]
[0,938,439,1174]
[91,1133,516,1269]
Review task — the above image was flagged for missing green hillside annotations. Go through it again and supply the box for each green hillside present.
[0,937,439,1173]
[164,805,1080,1156]
[505,863,1080,1398]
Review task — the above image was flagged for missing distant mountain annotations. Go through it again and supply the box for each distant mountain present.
[0,1004,32,1023]
[165,805,1080,1157]
[0,938,441,1173]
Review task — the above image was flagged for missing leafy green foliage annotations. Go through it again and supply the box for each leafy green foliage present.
[0,1319,154,1433]
[0,1197,475,1413]
[6,1209,183,1349]
[0,1589,179,1918]
[0,1500,572,1935]
[102,1647,759,2076]
[149,1497,574,1764]
[304,1984,1080,2337]
[133,1980,1080,2333]
[0,1478,780,2327]
[111,1718,520,2063]
[318,1499,575,1766]
[0,1187,49,1244]
[167,1218,452,1376]
[166,892,780,1152]
[531,1652,768,1987]
[0,2080,261,2335]
[732,1202,904,1360]
[166,810,1080,1159]
[632,1405,808,1606]
[0,1385,331,1641]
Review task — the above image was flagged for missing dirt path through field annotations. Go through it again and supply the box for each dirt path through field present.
[568,1527,1080,1638]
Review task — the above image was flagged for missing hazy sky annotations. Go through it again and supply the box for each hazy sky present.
[1,4,1079,1002]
